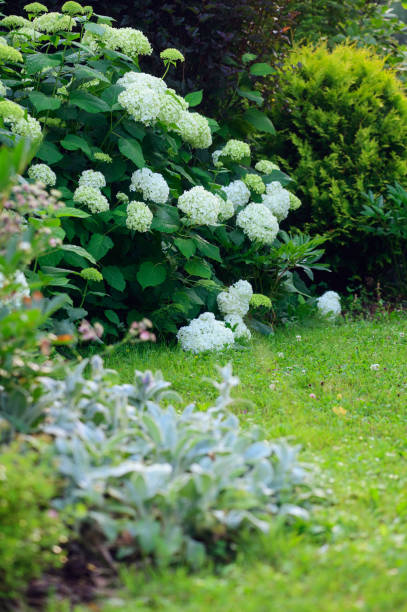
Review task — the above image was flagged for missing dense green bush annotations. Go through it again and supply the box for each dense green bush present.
[0,4,326,337]
[291,0,406,66]
[0,443,67,601]
[268,43,407,284]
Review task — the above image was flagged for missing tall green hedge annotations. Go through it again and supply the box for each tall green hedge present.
[268,43,407,282]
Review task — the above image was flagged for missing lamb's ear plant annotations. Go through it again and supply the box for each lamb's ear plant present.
[0,3,327,339]
[37,359,313,568]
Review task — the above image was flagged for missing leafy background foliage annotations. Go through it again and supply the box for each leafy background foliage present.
[268,43,407,288]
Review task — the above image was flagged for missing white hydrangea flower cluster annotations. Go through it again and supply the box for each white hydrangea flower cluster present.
[177,312,234,353]
[0,270,30,309]
[27,163,56,187]
[6,114,42,141]
[212,149,223,168]
[317,291,341,319]
[117,71,211,148]
[237,202,279,245]
[118,84,162,126]
[73,185,109,214]
[222,180,250,209]
[78,169,106,189]
[220,139,251,162]
[261,181,290,221]
[217,280,253,341]
[216,196,235,222]
[33,12,74,33]
[178,186,220,225]
[224,314,251,341]
[84,25,152,60]
[126,201,153,232]
[255,159,280,174]
[157,88,189,125]
[217,279,253,317]
[130,168,169,204]
[177,111,212,149]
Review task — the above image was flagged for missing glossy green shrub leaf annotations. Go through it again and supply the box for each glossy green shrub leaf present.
[249,62,276,76]
[185,259,211,278]
[29,91,61,112]
[150,205,180,233]
[243,108,275,134]
[60,134,92,158]
[69,91,110,114]
[25,53,62,75]
[87,234,114,260]
[118,137,145,168]
[35,141,63,165]
[59,244,96,264]
[137,261,167,289]
[103,265,126,291]
[174,238,196,259]
[185,90,203,107]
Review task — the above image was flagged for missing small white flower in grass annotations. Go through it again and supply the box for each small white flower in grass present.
[278,352,284,358]
[130,168,169,204]
[73,186,109,214]
[78,170,106,189]
[317,291,341,319]
[296,335,302,341]
[178,186,220,225]
[28,164,56,187]
[370,364,380,371]
[222,180,250,209]
[177,312,234,353]
[126,201,153,232]
[217,280,253,317]
[224,314,251,341]
[236,202,279,245]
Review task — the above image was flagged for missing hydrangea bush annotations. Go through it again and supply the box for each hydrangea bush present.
[0,3,327,337]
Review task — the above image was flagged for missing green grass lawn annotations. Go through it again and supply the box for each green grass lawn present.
[72,313,407,612]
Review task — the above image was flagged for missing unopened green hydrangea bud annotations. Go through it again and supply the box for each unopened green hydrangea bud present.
[80,267,103,282]
[62,1,83,15]
[221,139,251,162]
[0,100,25,120]
[160,48,185,63]
[289,192,302,211]
[116,192,129,203]
[0,15,30,28]
[82,5,93,16]
[24,2,48,14]
[94,152,112,163]
[250,293,272,309]
[255,159,279,174]
[0,45,23,63]
[243,173,266,195]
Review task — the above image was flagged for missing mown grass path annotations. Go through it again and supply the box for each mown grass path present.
[74,315,407,612]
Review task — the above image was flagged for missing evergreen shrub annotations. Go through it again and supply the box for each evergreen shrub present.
[269,43,407,282]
